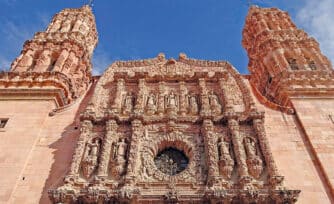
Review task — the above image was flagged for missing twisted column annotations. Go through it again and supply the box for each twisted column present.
[68,120,92,176]
[125,119,143,184]
[228,119,249,181]
[97,119,118,177]
[253,118,283,187]
[202,119,220,186]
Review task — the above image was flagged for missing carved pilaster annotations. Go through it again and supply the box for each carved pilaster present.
[253,118,283,187]
[134,79,146,115]
[179,81,188,116]
[199,78,210,117]
[125,119,143,184]
[111,79,125,114]
[219,78,232,109]
[68,120,93,176]
[228,119,250,183]
[202,119,220,186]
[97,120,118,177]
[157,81,165,115]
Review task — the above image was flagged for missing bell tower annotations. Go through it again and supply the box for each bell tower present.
[242,6,334,109]
[6,5,98,106]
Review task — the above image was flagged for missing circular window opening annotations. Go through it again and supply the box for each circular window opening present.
[154,147,189,176]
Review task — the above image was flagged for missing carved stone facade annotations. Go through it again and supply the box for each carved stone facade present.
[3,3,334,204]
[47,50,300,203]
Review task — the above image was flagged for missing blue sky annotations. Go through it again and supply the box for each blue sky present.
[0,0,333,75]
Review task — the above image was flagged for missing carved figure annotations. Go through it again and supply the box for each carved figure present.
[167,91,177,108]
[217,137,234,178]
[209,91,222,115]
[146,93,157,115]
[123,92,134,114]
[114,138,128,175]
[188,94,198,115]
[81,138,100,178]
[117,138,127,158]
[166,91,178,114]
[244,137,263,178]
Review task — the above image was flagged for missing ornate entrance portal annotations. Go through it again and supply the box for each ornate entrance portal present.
[49,53,300,203]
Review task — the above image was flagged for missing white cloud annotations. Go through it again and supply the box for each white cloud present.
[92,51,114,76]
[296,0,334,65]
[0,13,49,71]
[0,55,11,71]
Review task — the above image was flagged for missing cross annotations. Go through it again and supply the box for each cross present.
[88,0,94,6]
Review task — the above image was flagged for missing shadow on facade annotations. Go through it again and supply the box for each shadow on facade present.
[39,79,98,204]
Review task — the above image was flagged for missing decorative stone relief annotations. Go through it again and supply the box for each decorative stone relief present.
[145,92,157,115]
[49,53,300,203]
[188,93,199,115]
[217,137,234,179]
[244,137,263,179]
[81,137,101,178]
[122,92,134,115]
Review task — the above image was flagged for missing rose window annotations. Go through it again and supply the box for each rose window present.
[154,147,189,175]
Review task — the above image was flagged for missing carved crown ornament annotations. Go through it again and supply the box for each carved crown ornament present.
[48,53,300,203]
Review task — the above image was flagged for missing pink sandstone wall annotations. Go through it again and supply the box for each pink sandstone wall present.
[0,100,54,203]
[0,83,94,203]
[292,98,334,200]
[248,80,333,203]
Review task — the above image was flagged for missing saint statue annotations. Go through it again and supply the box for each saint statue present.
[146,93,157,114]
[217,137,234,178]
[188,95,198,115]
[167,91,177,108]
[123,93,134,114]
[81,139,100,178]
[209,91,222,115]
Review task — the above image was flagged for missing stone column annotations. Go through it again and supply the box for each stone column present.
[97,119,118,177]
[199,79,210,117]
[68,120,92,176]
[253,118,283,187]
[228,118,249,183]
[34,50,52,72]
[134,79,146,115]
[125,119,143,184]
[62,52,78,75]
[53,49,69,72]
[72,20,83,32]
[179,81,188,116]
[157,81,165,115]
[202,119,220,186]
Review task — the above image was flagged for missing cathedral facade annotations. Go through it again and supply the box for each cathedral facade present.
[0,5,333,204]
